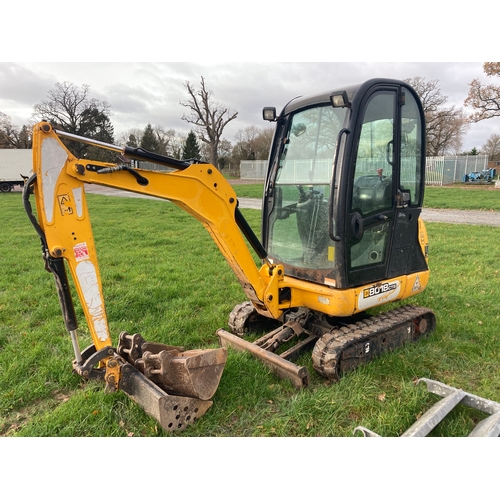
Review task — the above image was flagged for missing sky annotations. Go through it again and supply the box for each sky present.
[1,61,498,153]
[1,2,499,155]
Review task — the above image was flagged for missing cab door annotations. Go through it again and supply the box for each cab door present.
[346,87,399,288]
[346,85,427,289]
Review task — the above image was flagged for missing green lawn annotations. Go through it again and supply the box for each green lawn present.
[1,190,499,437]
[424,185,500,210]
[233,183,500,211]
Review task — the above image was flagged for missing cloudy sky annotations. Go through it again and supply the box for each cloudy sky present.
[1,61,498,152]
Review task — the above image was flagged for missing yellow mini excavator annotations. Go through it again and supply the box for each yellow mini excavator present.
[24,78,436,432]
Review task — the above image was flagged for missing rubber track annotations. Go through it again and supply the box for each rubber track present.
[229,301,255,335]
[312,305,435,380]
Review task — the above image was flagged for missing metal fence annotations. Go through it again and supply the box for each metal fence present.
[240,160,268,180]
[425,155,490,185]
[240,155,492,186]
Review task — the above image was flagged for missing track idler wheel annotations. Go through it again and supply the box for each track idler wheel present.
[228,301,281,336]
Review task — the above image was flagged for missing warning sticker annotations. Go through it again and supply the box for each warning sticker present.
[412,274,421,292]
[57,194,74,216]
[74,242,90,262]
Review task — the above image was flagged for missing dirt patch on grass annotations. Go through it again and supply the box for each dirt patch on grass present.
[0,389,72,436]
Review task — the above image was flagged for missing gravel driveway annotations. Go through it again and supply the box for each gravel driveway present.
[84,184,500,227]
[420,208,500,227]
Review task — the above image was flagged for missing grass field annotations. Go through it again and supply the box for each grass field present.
[1,187,500,438]
[232,183,500,211]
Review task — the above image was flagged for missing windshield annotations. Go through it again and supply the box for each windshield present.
[267,104,347,274]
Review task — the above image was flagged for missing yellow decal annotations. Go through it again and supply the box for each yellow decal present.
[57,194,74,216]
[328,246,335,262]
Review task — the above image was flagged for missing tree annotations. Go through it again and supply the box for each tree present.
[126,133,139,148]
[119,126,185,159]
[462,147,479,156]
[231,125,274,163]
[32,81,114,158]
[0,112,32,148]
[405,77,469,156]
[481,133,500,161]
[182,130,201,161]
[465,62,500,122]
[217,138,233,170]
[164,130,186,160]
[115,128,144,148]
[80,106,113,142]
[0,114,31,149]
[180,77,238,168]
[140,123,160,153]
[152,125,185,159]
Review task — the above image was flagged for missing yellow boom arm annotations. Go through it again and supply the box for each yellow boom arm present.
[29,122,278,351]
[28,122,429,354]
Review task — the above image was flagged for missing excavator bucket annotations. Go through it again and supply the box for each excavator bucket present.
[135,346,229,401]
[117,332,228,401]
[112,332,227,431]
[116,356,215,432]
[74,341,227,433]
[73,333,228,432]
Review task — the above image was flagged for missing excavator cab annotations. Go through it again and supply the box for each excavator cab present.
[219,79,434,387]
[262,79,428,291]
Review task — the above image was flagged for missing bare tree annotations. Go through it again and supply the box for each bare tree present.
[405,77,468,156]
[232,125,274,163]
[118,126,186,159]
[32,81,114,158]
[465,62,500,122]
[180,77,238,168]
[0,112,32,148]
[153,125,186,159]
[116,128,144,148]
[481,133,500,161]
[427,107,468,156]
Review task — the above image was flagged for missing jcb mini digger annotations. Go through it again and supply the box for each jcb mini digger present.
[24,78,436,432]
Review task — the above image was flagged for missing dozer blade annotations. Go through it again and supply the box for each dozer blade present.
[217,328,310,389]
[116,355,214,432]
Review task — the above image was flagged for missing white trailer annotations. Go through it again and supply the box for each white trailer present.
[0,149,32,192]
